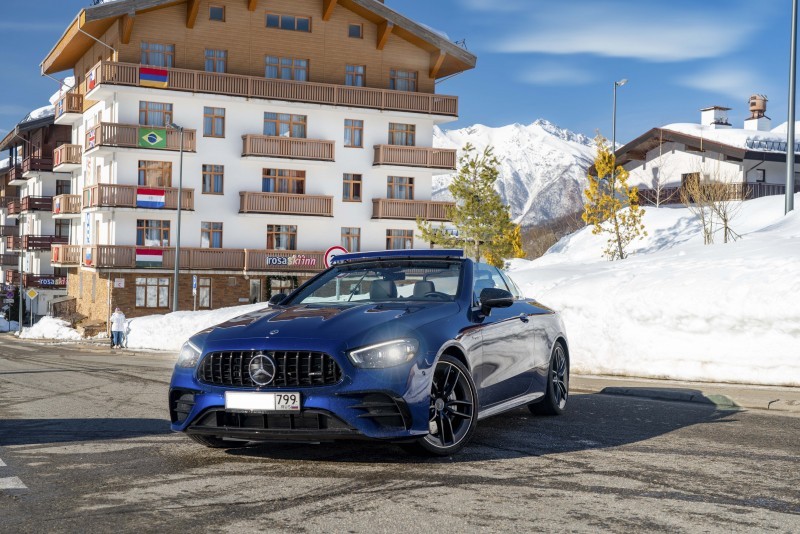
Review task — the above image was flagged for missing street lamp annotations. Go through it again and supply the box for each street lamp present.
[612,78,628,159]
[168,122,185,312]
[786,0,798,214]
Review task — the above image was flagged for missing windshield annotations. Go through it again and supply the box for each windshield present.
[285,260,464,305]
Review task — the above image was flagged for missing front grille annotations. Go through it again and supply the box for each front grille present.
[193,410,352,431]
[197,350,343,388]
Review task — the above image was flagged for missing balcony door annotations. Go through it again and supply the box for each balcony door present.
[138,161,172,187]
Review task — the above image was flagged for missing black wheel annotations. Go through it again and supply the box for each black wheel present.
[529,342,569,416]
[187,434,249,449]
[403,354,478,456]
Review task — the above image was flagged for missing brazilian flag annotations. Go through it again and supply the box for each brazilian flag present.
[138,127,167,149]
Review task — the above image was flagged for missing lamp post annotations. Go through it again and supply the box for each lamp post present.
[168,122,184,312]
[787,0,798,214]
[612,78,628,160]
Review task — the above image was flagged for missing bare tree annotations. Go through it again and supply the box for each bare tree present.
[681,160,747,244]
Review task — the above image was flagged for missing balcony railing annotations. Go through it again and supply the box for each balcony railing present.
[53,194,82,216]
[51,244,82,266]
[7,165,24,183]
[86,123,196,152]
[0,225,18,237]
[6,200,21,216]
[55,91,84,118]
[0,253,18,266]
[242,135,335,162]
[21,196,53,213]
[373,145,457,170]
[638,181,800,206]
[372,199,455,221]
[239,192,333,216]
[83,184,194,211]
[23,235,69,251]
[53,144,82,168]
[22,157,54,174]
[91,60,459,117]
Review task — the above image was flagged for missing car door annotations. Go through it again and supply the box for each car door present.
[471,265,536,408]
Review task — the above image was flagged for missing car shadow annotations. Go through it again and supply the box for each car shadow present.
[0,418,172,446]
[226,390,739,463]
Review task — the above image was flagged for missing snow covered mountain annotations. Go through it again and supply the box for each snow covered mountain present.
[433,119,595,227]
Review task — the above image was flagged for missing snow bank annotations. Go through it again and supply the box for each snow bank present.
[20,317,81,341]
[125,303,269,352]
[508,193,800,386]
[0,318,19,333]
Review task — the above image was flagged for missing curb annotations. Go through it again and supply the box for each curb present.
[598,387,742,410]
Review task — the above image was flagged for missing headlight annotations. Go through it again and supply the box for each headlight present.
[176,341,202,368]
[348,339,419,369]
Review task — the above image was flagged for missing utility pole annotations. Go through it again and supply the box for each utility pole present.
[787,0,798,214]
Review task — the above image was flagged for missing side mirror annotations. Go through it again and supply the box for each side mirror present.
[268,293,288,306]
[479,287,514,316]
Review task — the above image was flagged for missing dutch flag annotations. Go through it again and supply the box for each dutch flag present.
[136,187,166,209]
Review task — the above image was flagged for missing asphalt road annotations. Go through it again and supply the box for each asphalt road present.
[1,336,799,533]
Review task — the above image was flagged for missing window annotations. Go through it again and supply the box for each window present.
[267,225,297,250]
[389,123,416,146]
[343,174,362,202]
[390,69,417,92]
[209,5,225,21]
[203,107,225,137]
[262,169,305,194]
[345,65,366,87]
[341,227,361,252]
[140,42,175,67]
[348,23,363,38]
[139,101,173,127]
[204,49,227,73]
[344,119,363,148]
[136,219,170,246]
[263,112,307,138]
[136,277,170,308]
[138,161,172,187]
[55,219,70,238]
[387,176,414,200]
[198,278,212,308]
[201,222,223,248]
[756,169,766,183]
[265,56,309,81]
[386,229,413,250]
[266,14,311,32]
[55,179,71,195]
[473,264,510,303]
[200,164,224,194]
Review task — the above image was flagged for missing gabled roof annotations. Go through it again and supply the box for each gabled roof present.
[0,114,56,152]
[42,0,477,77]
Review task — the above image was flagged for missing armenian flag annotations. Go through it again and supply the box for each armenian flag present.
[140,67,169,88]
[136,248,164,268]
[136,187,166,209]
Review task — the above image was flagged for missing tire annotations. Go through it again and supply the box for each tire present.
[529,341,569,416]
[187,434,249,449]
[402,354,478,456]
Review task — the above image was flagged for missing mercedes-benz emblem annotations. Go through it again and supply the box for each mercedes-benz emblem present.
[270,330,280,335]
[249,354,277,387]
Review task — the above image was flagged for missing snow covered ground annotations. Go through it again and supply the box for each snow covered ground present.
[20,317,81,341]
[507,193,800,386]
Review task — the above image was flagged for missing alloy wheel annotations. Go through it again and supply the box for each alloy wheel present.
[424,360,475,449]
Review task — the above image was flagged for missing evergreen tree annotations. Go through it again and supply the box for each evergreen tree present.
[583,135,647,260]
[417,144,524,267]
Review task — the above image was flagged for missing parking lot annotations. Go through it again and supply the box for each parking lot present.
[1,339,798,533]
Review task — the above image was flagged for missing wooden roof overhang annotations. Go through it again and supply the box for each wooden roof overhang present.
[0,115,56,152]
[42,0,477,77]
[616,128,748,167]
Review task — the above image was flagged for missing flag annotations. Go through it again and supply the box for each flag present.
[136,248,164,268]
[136,187,166,209]
[87,130,96,148]
[88,70,96,91]
[138,127,167,149]
[54,197,62,214]
[84,249,93,266]
[139,67,169,88]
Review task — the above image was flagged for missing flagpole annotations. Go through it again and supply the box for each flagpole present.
[169,123,184,312]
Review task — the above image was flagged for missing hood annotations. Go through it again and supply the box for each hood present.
[198,302,461,349]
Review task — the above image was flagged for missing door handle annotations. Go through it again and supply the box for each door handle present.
[519,313,529,323]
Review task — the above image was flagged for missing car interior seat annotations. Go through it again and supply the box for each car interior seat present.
[370,279,398,300]
[413,280,436,298]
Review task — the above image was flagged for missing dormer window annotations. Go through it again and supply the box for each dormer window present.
[348,24,363,38]
[209,6,225,22]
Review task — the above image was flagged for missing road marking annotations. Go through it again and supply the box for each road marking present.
[0,477,27,490]
[0,459,5,466]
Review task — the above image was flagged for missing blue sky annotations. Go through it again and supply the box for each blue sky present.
[0,0,795,143]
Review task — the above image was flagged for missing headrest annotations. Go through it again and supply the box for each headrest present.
[370,280,397,300]
[413,280,435,297]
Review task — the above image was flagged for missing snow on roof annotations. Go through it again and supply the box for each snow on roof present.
[20,105,55,124]
[48,76,75,106]
[662,122,800,152]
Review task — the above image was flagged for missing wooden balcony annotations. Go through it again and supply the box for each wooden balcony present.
[0,253,18,267]
[21,196,54,213]
[23,235,69,251]
[239,192,333,217]
[53,194,82,217]
[242,135,335,162]
[55,92,84,124]
[638,182,800,206]
[6,199,20,217]
[372,199,455,222]
[92,60,459,117]
[83,184,194,211]
[53,144,82,171]
[5,236,21,250]
[22,157,54,176]
[86,123,196,153]
[52,244,82,266]
[373,145,457,170]
[7,165,26,185]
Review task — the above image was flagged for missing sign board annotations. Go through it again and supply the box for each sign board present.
[114,278,125,289]
[238,297,250,303]
[192,275,197,296]
[324,246,348,268]
[3,298,13,304]
[6,291,14,299]
[26,289,39,300]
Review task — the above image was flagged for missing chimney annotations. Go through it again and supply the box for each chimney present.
[744,94,771,131]
[700,106,731,129]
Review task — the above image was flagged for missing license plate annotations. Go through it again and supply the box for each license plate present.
[224,391,301,412]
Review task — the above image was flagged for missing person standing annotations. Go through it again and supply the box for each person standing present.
[110,307,126,349]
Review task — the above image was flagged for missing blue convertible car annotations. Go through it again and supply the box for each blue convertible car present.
[169,250,569,456]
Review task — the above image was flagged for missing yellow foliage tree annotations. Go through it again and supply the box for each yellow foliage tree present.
[484,224,526,267]
[583,135,647,260]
